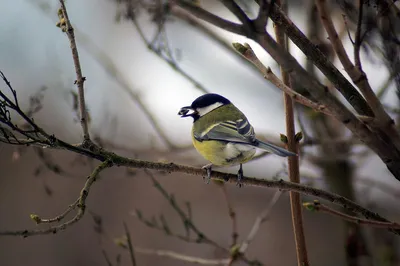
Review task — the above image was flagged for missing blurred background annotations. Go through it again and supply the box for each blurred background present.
[0,0,399,265]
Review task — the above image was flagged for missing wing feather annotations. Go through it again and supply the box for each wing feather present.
[197,118,256,144]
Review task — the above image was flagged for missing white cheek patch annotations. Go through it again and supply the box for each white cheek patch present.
[196,102,223,117]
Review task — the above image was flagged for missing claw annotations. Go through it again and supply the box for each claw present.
[237,163,243,187]
[202,163,213,184]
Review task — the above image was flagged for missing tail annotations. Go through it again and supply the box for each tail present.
[255,139,297,157]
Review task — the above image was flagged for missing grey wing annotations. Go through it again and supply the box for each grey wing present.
[194,119,297,157]
[194,118,256,145]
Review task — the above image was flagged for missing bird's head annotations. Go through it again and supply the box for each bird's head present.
[178,93,231,121]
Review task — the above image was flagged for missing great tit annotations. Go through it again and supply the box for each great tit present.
[178,93,297,186]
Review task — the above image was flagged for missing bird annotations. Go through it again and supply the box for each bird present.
[178,93,297,186]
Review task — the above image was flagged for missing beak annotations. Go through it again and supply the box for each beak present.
[178,106,196,117]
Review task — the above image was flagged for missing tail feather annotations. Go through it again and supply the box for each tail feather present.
[255,140,297,157]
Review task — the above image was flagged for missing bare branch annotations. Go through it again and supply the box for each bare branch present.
[123,223,137,266]
[134,247,230,265]
[124,3,210,94]
[232,43,332,116]
[274,2,309,264]
[239,190,282,253]
[354,0,363,70]
[170,0,245,35]
[221,185,238,246]
[304,201,400,230]
[0,160,112,237]
[314,0,399,147]
[30,199,79,225]
[58,0,91,142]
[220,0,255,37]
[255,0,275,30]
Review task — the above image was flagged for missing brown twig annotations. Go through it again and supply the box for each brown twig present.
[221,185,238,246]
[30,199,79,224]
[58,0,91,142]
[123,222,137,266]
[0,160,112,237]
[353,0,363,70]
[34,1,186,151]
[239,190,282,254]
[315,0,399,146]
[168,4,260,74]
[143,170,227,251]
[133,247,229,265]
[126,3,209,94]
[274,2,309,264]
[232,43,332,116]
[304,201,400,230]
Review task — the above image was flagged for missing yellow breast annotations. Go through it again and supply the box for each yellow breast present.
[192,131,256,166]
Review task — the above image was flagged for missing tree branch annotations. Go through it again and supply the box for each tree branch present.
[221,185,238,247]
[314,0,399,147]
[133,247,230,265]
[232,43,332,116]
[58,0,91,142]
[274,2,309,264]
[304,201,400,230]
[239,190,282,253]
[173,0,400,183]
[0,160,112,237]
[170,0,245,36]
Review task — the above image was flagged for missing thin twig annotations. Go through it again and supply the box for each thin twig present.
[221,185,238,246]
[30,199,79,224]
[0,160,112,237]
[134,247,229,265]
[274,2,309,264]
[58,0,91,142]
[126,3,209,94]
[33,2,188,151]
[139,170,256,264]
[144,170,226,251]
[123,222,137,266]
[304,201,400,229]
[315,0,399,146]
[102,249,114,266]
[168,4,260,75]
[232,43,332,116]
[239,190,282,253]
[354,0,363,70]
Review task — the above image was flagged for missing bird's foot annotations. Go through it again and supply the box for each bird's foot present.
[202,163,213,184]
[237,163,243,187]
